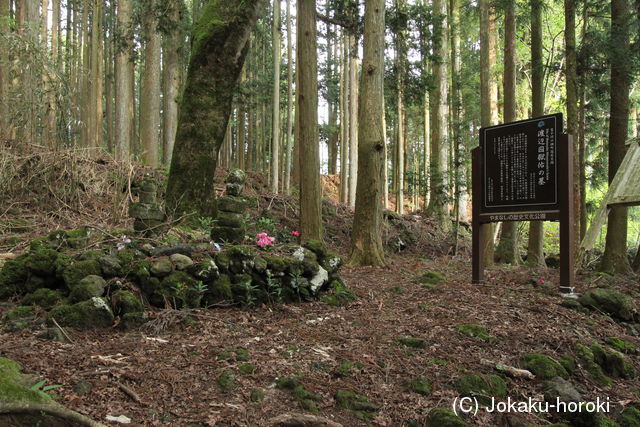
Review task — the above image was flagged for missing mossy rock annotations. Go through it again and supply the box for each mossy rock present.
[238,363,256,375]
[591,344,636,379]
[21,289,60,309]
[0,357,52,405]
[204,274,233,305]
[455,373,507,404]
[319,252,343,274]
[335,361,364,377]
[62,260,101,289]
[522,353,569,380]
[606,337,637,355]
[212,225,246,245]
[3,306,35,322]
[159,271,197,300]
[578,288,636,321]
[0,255,29,297]
[112,290,143,315]
[98,255,124,277]
[276,377,321,413]
[321,280,357,307]
[150,257,173,277]
[417,271,446,285]
[263,255,288,273]
[250,388,265,402]
[217,212,245,228]
[574,344,612,387]
[405,376,432,396]
[115,249,141,266]
[69,275,107,303]
[217,371,235,392]
[426,408,467,427]
[187,258,219,282]
[47,227,93,250]
[618,406,640,426]
[560,298,589,313]
[334,390,379,418]
[456,324,491,341]
[560,355,576,375]
[396,336,426,349]
[302,240,327,258]
[217,195,248,214]
[120,312,149,331]
[48,297,114,329]
[24,249,60,277]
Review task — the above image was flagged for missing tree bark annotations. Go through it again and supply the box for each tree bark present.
[163,0,185,166]
[271,0,282,192]
[0,0,11,140]
[297,0,323,241]
[495,0,521,265]
[285,0,294,194]
[140,0,161,166]
[527,0,546,268]
[115,0,134,161]
[347,35,359,209]
[166,0,266,217]
[601,0,632,274]
[339,33,349,204]
[349,0,386,266]
[426,0,449,227]
[395,0,406,215]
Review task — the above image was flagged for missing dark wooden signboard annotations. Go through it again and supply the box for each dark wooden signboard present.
[472,114,574,293]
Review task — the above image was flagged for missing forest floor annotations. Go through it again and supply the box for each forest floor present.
[1,148,639,426]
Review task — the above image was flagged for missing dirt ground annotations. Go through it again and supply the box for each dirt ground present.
[1,252,639,426]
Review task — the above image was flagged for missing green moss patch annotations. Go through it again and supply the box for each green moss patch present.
[455,373,507,404]
[405,376,432,396]
[21,289,60,309]
[522,353,569,380]
[456,324,491,341]
[238,363,256,375]
[417,271,446,285]
[334,389,379,419]
[0,357,52,405]
[591,344,636,379]
[335,361,364,377]
[3,306,35,322]
[426,408,467,426]
[112,290,144,315]
[606,337,637,354]
[578,288,635,321]
[217,371,235,392]
[574,344,612,387]
[321,280,357,307]
[62,260,101,289]
[48,297,114,330]
[396,336,426,349]
[276,376,322,413]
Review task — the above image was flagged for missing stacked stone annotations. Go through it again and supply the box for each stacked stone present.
[212,169,247,244]
[128,176,166,236]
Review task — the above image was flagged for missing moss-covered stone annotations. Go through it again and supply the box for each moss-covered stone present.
[522,353,569,380]
[217,371,235,392]
[0,255,29,297]
[169,253,194,270]
[276,377,322,413]
[618,406,640,426]
[112,290,144,315]
[455,373,508,404]
[150,257,173,277]
[98,255,124,277]
[405,376,432,396]
[21,288,60,309]
[334,390,379,418]
[217,195,248,214]
[319,252,343,274]
[302,240,327,258]
[335,361,364,377]
[62,260,101,289]
[591,344,636,379]
[418,271,446,284]
[187,258,220,282]
[48,297,114,329]
[321,280,357,307]
[426,408,467,427]
[159,271,197,301]
[3,306,35,321]
[456,324,491,341]
[204,274,233,305]
[217,212,245,228]
[120,312,149,331]
[72,380,93,395]
[238,363,256,375]
[212,225,246,245]
[263,255,288,273]
[606,337,637,355]
[69,275,107,302]
[0,357,52,405]
[250,388,265,402]
[24,249,60,276]
[574,344,612,387]
[396,336,426,349]
[578,288,636,321]
[560,355,576,375]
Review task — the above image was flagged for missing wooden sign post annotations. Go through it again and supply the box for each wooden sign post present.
[472,114,575,293]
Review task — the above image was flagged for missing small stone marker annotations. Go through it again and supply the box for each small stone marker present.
[129,175,167,236]
[212,169,248,244]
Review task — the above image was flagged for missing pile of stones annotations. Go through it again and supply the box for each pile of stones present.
[128,175,166,236]
[212,169,248,244]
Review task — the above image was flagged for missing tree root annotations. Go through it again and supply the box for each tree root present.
[0,402,105,427]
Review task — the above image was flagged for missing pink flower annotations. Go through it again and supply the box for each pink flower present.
[292,230,300,237]
[539,279,545,283]
[490,277,496,281]
[256,233,275,248]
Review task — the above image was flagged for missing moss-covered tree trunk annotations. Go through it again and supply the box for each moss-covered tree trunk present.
[349,0,386,267]
[166,0,266,217]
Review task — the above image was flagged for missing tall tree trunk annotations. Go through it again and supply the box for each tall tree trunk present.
[0,0,11,140]
[395,0,406,215]
[479,0,496,266]
[166,0,266,216]
[426,0,449,227]
[163,0,185,166]
[349,0,386,266]
[339,33,349,204]
[88,0,103,151]
[296,0,322,241]
[140,0,161,166]
[578,2,588,240]
[284,0,294,194]
[565,0,581,262]
[527,0,546,267]
[347,35,359,209]
[601,0,632,274]
[495,0,521,265]
[271,0,281,192]
[115,0,133,161]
